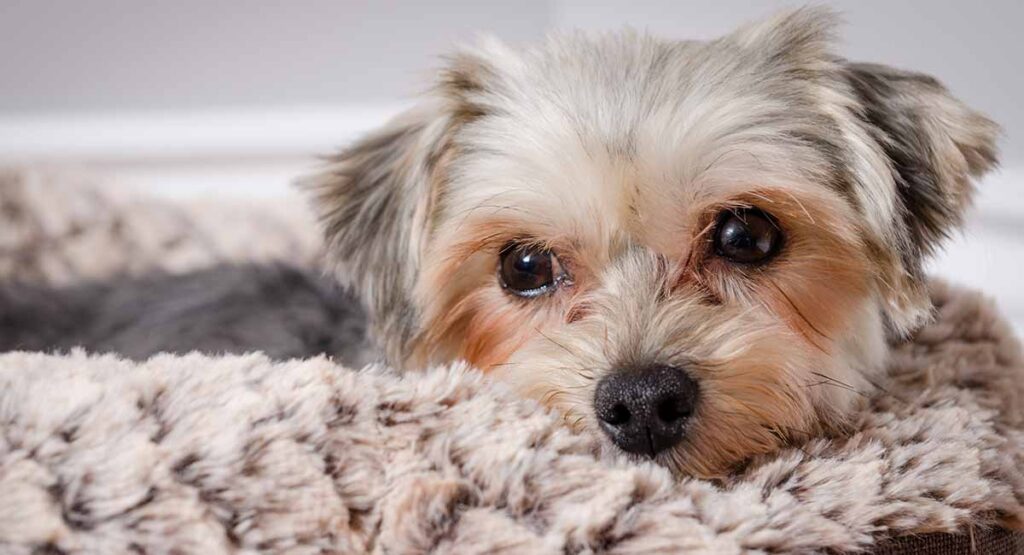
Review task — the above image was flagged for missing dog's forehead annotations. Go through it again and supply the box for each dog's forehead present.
[476,35,804,144]
[445,34,852,249]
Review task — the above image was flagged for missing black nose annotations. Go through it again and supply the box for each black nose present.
[594,364,699,457]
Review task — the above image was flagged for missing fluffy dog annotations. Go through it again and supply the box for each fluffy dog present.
[308,8,999,477]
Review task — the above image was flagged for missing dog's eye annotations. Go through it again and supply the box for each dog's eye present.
[713,208,782,264]
[498,243,568,297]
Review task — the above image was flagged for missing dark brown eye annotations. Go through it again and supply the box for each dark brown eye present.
[498,243,567,297]
[713,208,782,264]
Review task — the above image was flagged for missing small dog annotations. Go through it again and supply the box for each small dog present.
[305,8,998,477]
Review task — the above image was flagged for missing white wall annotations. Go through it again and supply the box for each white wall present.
[0,0,550,112]
[0,1,1020,332]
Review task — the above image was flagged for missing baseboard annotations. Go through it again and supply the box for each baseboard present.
[0,104,407,163]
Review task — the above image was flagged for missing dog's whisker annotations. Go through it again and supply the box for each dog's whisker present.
[802,380,869,398]
[764,277,832,353]
[450,191,515,235]
[808,371,855,391]
[535,328,579,359]
[487,361,520,368]
[779,189,816,225]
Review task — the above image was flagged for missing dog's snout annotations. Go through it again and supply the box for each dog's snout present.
[594,364,698,457]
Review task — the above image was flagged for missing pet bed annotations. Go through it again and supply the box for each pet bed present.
[0,169,1022,554]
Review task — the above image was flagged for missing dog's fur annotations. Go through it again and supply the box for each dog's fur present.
[0,264,371,366]
[305,8,999,477]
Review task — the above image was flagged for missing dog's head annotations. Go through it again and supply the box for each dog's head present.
[305,9,998,476]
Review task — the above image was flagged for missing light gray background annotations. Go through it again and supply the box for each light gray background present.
[0,1,549,113]
[0,1,1021,331]
[1,0,1019,162]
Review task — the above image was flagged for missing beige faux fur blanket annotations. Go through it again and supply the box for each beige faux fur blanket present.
[1,170,1023,554]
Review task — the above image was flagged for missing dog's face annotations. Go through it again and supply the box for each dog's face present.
[307,9,997,477]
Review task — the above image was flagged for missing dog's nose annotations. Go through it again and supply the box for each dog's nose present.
[594,364,699,457]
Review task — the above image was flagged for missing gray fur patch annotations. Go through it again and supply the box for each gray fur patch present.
[0,263,372,366]
[844,62,1000,277]
[302,105,457,364]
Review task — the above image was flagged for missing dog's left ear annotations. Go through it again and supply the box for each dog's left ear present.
[843,62,1000,333]
[733,8,1000,333]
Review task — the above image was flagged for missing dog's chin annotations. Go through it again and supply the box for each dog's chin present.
[611,442,738,482]
[513,386,823,479]
[590,411,795,479]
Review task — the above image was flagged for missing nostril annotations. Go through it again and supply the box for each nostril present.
[604,403,631,426]
[655,397,689,424]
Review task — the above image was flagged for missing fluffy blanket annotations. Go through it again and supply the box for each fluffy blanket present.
[1,170,1023,554]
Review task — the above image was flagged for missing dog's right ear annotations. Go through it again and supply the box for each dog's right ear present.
[303,47,505,365]
[303,105,451,364]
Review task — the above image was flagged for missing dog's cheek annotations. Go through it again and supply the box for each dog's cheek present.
[415,269,554,371]
[704,191,874,355]
[758,234,871,353]
[750,220,881,427]
[670,299,881,477]
[455,291,541,370]
[669,319,820,477]
[414,216,596,370]
[486,313,619,434]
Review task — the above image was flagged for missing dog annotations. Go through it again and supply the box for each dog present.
[304,7,999,478]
